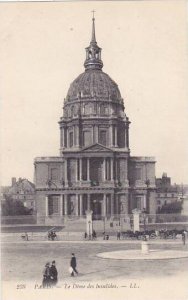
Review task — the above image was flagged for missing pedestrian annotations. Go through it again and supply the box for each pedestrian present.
[117,230,121,240]
[182,232,186,245]
[92,230,97,240]
[42,262,51,288]
[70,253,78,277]
[50,260,58,286]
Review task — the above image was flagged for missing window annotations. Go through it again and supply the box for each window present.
[133,196,142,209]
[48,196,59,215]
[51,168,58,181]
[69,132,73,148]
[83,131,91,147]
[99,130,107,146]
[84,103,93,115]
[100,105,108,115]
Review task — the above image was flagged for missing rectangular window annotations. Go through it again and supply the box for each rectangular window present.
[133,196,142,209]
[48,196,59,215]
[83,131,91,147]
[69,132,73,148]
[82,159,87,181]
[99,130,107,146]
[51,168,58,181]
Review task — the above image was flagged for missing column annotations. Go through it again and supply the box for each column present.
[110,158,114,180]
[111,194,114,216]
[45,196,48,216]
[64,159,68,183]
[75,194,79,216]
[103,158,106,181]
[75,126,79,147]
[80,194,83,216]
[79,158,82,181]
[64,194,68,215]
[115,126,118,147]
[143,195,147,210]
[109,126,113,147]
[75,159,78,182]
[124,128,127,148]
[93,126,95,143]
[87,194,91,210]
[87,158,90,181]
[95,125,99,143]
[67,129,69,148]
[60,195,63,216]
[103,194,106,216]
[61,128,64,148]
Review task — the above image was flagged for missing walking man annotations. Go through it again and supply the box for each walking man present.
[50,260,58,286]
[70,253,78,277]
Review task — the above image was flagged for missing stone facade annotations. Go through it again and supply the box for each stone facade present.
[3,177,35,209]
[34,17,156,224]
[156,173,179,212]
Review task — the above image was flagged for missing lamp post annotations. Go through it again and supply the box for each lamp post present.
[142,208,147,233]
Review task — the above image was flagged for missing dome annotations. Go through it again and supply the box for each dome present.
[66,69,122,102]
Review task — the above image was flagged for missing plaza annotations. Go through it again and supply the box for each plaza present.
[1,238,188,300]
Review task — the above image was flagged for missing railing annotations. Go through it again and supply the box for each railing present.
[1,213,188,226]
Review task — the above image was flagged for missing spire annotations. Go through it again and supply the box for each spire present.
[91,11,96,44]
[84,12,103,71]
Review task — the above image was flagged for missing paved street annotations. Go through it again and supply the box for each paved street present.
[1,240,188,300]
[1,240,188,282]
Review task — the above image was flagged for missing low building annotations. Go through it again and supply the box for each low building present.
[156,173,179,212]
[4,177,36,210]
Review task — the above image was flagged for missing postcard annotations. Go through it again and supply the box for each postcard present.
[1,1,188,300]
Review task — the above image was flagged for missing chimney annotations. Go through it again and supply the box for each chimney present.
[12,177,16,186]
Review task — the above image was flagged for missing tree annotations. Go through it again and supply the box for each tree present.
[1,194,33,216]
[159,201,182,214]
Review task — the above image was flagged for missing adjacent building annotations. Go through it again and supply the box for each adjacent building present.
[34,17,156,224]
[2,177,35,209]
[156,173,179,212]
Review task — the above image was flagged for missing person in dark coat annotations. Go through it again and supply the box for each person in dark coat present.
[50,260,58,286]
[42,262,51,288]
[182,232,186,245]
[70,253,78,276]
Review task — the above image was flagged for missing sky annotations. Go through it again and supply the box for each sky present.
[0,0,188,186]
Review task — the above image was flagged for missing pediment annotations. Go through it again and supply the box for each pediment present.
[81,143,113,152]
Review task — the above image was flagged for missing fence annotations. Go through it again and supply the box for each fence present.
[1,213,188,230]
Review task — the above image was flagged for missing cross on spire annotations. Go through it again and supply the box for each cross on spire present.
[91,10,95,20]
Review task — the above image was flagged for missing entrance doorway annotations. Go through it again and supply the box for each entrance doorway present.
[90,158,103,185]
[91,194,103,220]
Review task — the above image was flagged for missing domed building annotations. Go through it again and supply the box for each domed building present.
[34,17,156,225]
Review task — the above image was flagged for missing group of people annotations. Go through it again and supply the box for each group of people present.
[84,230,97,240]
[48,231,57,241]
[42,253,78,288]
[42,260,58,288]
